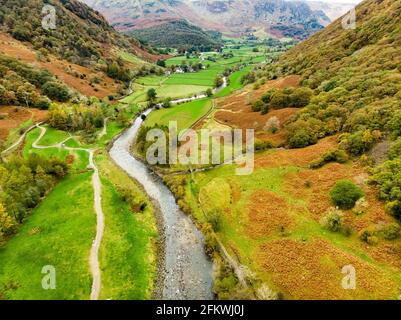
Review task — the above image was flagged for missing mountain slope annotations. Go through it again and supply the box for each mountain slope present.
[82,0,332,40]
[0,0,151,66]
[129,19,221,49]
[258,0,401,148]
[0,0,163,103]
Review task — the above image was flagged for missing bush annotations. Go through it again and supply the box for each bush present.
[207,209,223,232]
[388,138,401,160]
[310,149,349,169]
[35,96,51,110]
[359,226,378,245]
[330,180,364,210]
[255,140,273,151]
[42,81,70,102]
[320,210,343,232]
[252,100,264,112]
[381,223,401,240]
[288,129,317,148]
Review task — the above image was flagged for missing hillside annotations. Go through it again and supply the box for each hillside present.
[129,20,222,49]
[254,0,401,151]
[82,0,334,40]
[0,0,166,107]
[0,0,153,67]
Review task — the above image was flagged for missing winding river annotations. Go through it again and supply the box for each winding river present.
[109,77,230,299]
[109,109,214,300]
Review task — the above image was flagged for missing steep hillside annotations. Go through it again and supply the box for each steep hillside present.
[0,0,165,104]
[82,0,333,40]
[255,0,401,150]
[238,0,401,223]
[129,20,222,49]
[0,0,151,67]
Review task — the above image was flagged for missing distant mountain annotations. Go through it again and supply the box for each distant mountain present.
[82,0,336,40]
[130,20,222,49]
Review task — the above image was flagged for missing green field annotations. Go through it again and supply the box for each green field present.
[215,66,253,98]
[144,98,212,133]
[0,118,158,299]
[0,172,95,299]
[97,154,158,300]
[122,46,267,106]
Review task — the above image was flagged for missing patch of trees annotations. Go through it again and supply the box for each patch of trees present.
[129,20,222,50]
[0,54,70,107]
[251,87,313,116]
[0,154,68,245]
[106,57,132,82]
[370,159,401,221]
[48,103,108,133]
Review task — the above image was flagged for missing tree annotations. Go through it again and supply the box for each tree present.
[0,202,16,239]
[162,98,172,108]
[214,76,224,88]
[147,88,157,103]
[42,81,70,102]
[330,180,364,210]
[205,88,213,97]
[156,60,166,68]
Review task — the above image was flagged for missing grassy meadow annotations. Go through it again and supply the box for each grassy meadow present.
[144,98,212,133]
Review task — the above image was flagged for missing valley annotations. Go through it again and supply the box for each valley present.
[1,0,401,302]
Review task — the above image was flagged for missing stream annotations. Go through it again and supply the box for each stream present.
[109,109,214,300]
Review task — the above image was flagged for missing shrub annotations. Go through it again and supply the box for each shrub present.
[207,209,223,232]
[310,149,349,169]
[35,96,51,110]
[330,180,364,210]
[261,89,277,104]
[42,81,70,102]
[381,223,401,240]
[320,210,343,232]
[386,200,401,220]
[359,226,378,245]
[252,100,263,112]
[288,129,317,148]
[388,138,401,160]
[390,111,401,138]
[255,140,273,151]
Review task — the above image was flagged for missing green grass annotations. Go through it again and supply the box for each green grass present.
[144,98,212,132]
[97,154,158,300]
[119,51,148,66]
[0,172,95,299]
[215,66,252,98]
[23,128,89,171]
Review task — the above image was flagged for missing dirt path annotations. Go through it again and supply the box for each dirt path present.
[32,125,104,300]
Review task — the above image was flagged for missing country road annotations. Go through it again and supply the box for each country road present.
[32,125,104,300]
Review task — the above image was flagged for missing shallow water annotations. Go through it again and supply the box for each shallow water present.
[109,109,214,300]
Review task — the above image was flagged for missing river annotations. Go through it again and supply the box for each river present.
[109,109,214,300]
